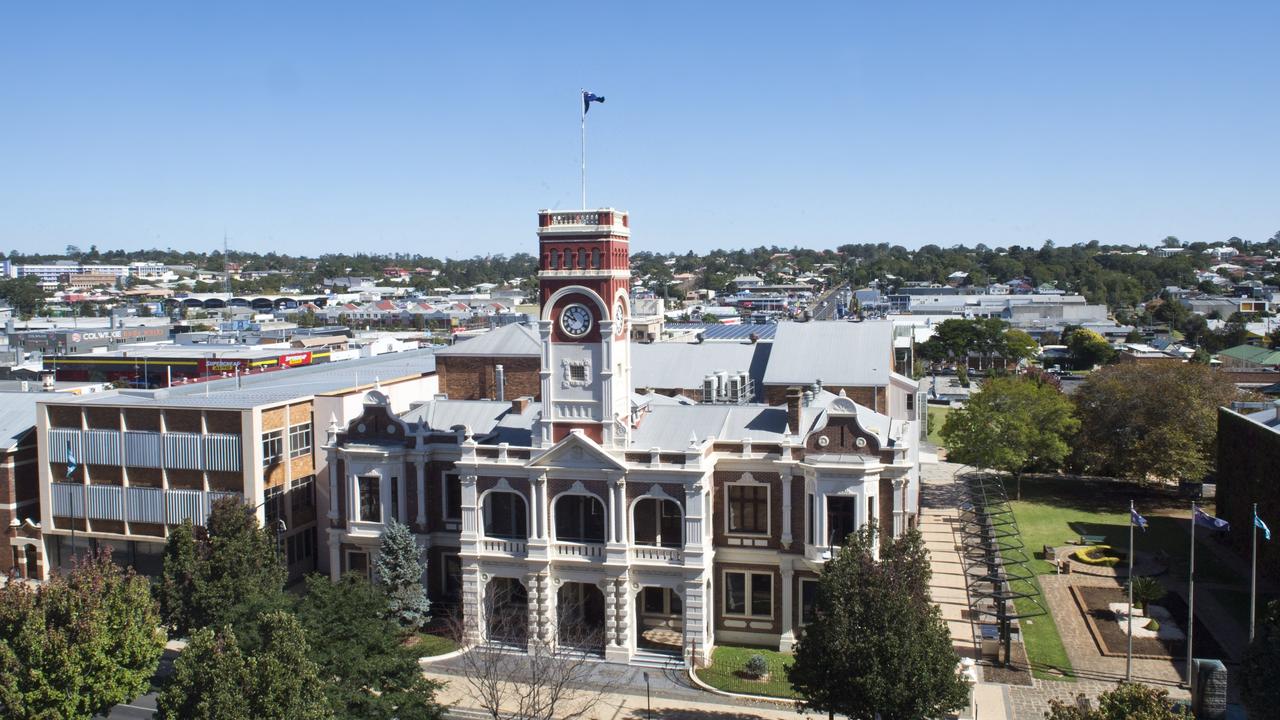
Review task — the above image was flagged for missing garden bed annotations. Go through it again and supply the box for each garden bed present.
[1070,585,1226,660]
[694,645,797,699]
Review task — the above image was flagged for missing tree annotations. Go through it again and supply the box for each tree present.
[1065,327,1115,369]
[444,584,619,720]
[374,519,431,630]
[250,611,334,720]
[788,525,969,720]
[1003,329,1038,364]
[1073,364,1239,484]
[1045,682,1189,719]
[0,549,164,719]
[297,573,444,720]
[941,375,1079,499]
[159,498,288,649]
[155,626,254,720]
[159,520,203,636]
[1242,600,1280,718]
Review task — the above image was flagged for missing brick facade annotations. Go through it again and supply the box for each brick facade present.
[438,355,540,401]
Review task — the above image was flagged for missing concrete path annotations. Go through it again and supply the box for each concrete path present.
[920,459,1012,719]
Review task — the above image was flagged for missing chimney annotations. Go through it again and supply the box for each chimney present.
[511,395,532,415]
[494,363,506,402]
[786,387,804,437]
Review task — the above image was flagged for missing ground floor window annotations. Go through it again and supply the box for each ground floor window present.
[286,527,316,566]
[800,579,819,625]
[641,586,682,616]
[347,550,370,579]
[724,571,772,618]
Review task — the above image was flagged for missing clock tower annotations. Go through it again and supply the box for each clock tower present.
[535,209,632,447]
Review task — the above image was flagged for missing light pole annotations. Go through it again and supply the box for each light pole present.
[642,671,651,720]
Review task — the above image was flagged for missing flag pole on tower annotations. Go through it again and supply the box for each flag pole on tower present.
[581,90,606,210]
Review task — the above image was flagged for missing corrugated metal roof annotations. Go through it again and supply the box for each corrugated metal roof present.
[436,323,540,357]
[763,321,894,387]
[401,399,538,442]
[630,404,789,449]
[51,349,437,410]
[664,323,778,341]
[630,342,770,397]
[0,393,40,451]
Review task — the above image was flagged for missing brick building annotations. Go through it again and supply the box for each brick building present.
[1217,404,1280,584]
[33,351,438,581]
[325,209,922,667]
[0,394,41,578]
[435,324,541,400]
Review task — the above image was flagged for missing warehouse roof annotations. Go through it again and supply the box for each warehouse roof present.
[436,324,540,357]
[763,321,894,387]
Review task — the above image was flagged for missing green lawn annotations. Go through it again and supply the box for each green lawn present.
[409,632,458,657]
[695,645,797,698]
[1000,476,1253,679]
[926,405,951,447]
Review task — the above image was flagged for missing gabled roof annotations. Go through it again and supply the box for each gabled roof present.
[435,323,540,358]
[630,342,769,395]
[1219,344,1280,366]
[529,431,627,470]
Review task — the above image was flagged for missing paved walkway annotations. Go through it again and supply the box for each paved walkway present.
[920,459,1012,719]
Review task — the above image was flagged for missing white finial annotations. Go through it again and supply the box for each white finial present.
[326,412,339,443]
[374,375,381,390]
[688,431,699,448]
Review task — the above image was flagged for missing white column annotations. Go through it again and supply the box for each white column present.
[779,564,796,651]
[532,475,548,540]
[780,468,794,548]
[460,474,479,538]
[415,459,427,528]
[327,531,342,582]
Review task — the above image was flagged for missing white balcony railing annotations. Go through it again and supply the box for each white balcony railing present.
[630,545,684,564]
[481,538,528,557]
[553,542,605,560]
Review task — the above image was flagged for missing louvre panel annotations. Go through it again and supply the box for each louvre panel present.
[166,489,203,525]
[85,430,122,466]
[124,431,162,468]
[163,432,204,471]
[49,429,82,463]
[85,485,123,521]
[126,487,165,524]
[51,482,84,517]
[203,434,242,472]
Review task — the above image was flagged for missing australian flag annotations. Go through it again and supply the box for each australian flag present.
[66,441,78,479]
[583,91,605,115]
[1131,507,1148,532]
[1193,505,1230,532]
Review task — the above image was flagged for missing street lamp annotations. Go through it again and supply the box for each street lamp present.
[642,671,651,720]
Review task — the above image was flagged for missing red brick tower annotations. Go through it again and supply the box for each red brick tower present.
[535,209,632,446]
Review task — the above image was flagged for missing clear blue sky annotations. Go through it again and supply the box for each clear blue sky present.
[1,2,1276,258]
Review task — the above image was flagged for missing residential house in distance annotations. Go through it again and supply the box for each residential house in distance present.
[325,209,921,667]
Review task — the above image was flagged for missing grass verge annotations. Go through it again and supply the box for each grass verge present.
[408,632,458,657]
[695,645,797,698]
[927,405,951,447]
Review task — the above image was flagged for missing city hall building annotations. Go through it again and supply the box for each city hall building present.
[326,209,923,666]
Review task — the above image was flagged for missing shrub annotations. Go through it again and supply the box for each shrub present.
[744,654,770,679]
[1130,576,1166,609]
[1073,545,1122,567]
[1146,619,1161,631]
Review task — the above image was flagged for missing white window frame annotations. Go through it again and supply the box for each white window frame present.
[262,429,284,466]
[799,578,820,626]
[722,570,773,619]
[288,422,312,459]
[723,473,770,537]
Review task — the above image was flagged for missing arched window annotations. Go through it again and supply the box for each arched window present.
[632,498,682,547]
[483,491,529,539]
[550,249,560,270]
[591,248,600,269]
[554,494,606,543]
[579,249,589,269]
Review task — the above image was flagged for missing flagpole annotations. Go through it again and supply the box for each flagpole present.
[580,89,587,210]
[1251,502,1258,642]
[1186,501,1196,687]
[1127,500,1135,682]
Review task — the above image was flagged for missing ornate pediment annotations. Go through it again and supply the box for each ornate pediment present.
[527,429,626,470]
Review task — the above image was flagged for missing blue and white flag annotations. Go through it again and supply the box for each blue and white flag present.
[65,441,77,479]
[1257,511,1272,541]
[582,91,606,115]
[1131,507,1149,531]
[1193,505,1230,532]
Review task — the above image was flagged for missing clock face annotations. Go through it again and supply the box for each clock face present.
[614,300,628,337]
[560,303,593,337]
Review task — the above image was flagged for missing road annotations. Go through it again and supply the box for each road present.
[810,281,849,320]
[96,649,176,719]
